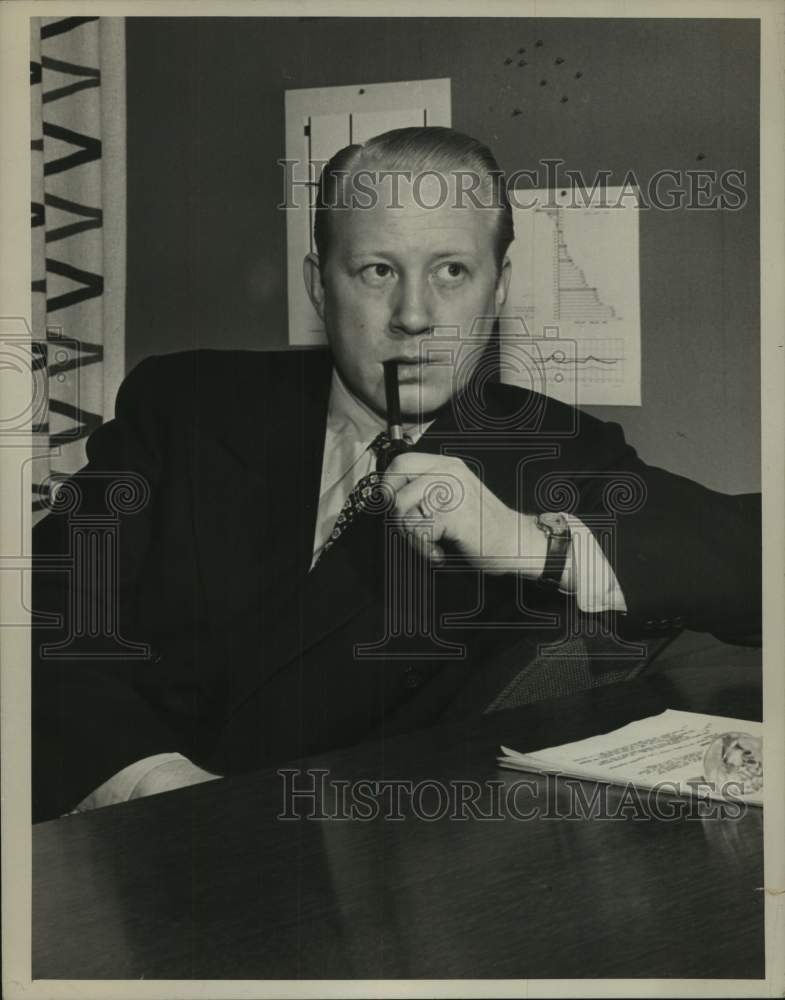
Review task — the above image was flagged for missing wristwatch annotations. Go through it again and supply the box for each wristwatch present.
[535,512,572,589]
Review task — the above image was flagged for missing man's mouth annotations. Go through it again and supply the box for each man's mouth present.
[386,356,425,366]
[386,357,427,383]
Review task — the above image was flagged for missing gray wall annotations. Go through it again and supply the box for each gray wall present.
[125,16,759,493]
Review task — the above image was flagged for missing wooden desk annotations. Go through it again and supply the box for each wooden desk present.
[33,663,763,980]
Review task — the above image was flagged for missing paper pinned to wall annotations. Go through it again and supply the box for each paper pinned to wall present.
[501,187,641,406]
[284,79,451,346]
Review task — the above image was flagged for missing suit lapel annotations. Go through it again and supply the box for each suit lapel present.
[192,349,392,718]
[193,349,332,625]
[257,350,333,581]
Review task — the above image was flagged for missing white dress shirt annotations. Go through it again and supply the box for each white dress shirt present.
[74,368,626,812]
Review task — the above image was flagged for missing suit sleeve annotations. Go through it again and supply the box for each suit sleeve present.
[32,357,192,821]
[571,417,761,644]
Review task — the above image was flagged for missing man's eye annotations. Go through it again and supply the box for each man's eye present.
[434,262,467,283]
[360,263,395,285]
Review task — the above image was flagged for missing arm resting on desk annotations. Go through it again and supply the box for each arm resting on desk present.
[32,357,201,821]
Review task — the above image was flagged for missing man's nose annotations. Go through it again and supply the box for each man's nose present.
[389,276,432,337]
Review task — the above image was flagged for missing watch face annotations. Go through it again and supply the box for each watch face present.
[538,512,570,536]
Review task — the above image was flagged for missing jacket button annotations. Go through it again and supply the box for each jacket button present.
[404,667,422,689]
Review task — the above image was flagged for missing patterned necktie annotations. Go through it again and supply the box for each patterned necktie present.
[315,430,411,564]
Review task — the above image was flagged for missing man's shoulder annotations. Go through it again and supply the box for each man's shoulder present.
[481,379,617,444]
[117,348,332,416]
[129,347,330,384]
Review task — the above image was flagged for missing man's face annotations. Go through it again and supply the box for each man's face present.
[304,173,510,421]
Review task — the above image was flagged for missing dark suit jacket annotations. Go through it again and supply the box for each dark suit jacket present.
[31,349,761,821]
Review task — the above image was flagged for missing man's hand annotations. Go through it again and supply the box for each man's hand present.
[384,453,548,578]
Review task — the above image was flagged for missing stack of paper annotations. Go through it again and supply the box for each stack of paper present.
[498,709,763,806]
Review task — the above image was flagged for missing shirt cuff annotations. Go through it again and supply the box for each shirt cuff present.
[71,752,190,813]
[560,513,628,614]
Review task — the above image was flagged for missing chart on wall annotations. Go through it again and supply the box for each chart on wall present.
[284,79,451,346]
[501,187,641,406]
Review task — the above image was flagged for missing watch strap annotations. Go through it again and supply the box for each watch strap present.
[536,513,572,588]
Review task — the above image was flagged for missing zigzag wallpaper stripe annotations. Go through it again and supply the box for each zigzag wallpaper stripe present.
[30,16,126,523]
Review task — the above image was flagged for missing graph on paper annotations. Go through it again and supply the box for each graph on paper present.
[502,188,641,406]
[543,338,625,384]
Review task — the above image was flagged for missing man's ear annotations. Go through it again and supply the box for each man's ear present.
[303,253,326,321]
[494,256,512,311]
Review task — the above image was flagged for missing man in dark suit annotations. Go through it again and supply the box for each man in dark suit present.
[32,127,760,821]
